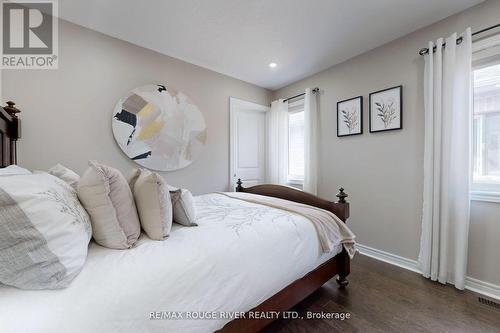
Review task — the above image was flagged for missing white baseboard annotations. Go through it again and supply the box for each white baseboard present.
[356,244,421,273]
[465,276,500,301]
[356,243,500,301]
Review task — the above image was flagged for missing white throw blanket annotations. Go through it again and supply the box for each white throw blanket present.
[219,192,356,257]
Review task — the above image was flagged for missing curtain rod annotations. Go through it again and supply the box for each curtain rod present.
[283,87,319,102]
[418,23,500,56]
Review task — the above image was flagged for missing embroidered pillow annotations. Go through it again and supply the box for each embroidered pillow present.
[0,173,91,289]
[77,161,140,249]
[129,169,172,240]
[48,164,80,189]
[170,188,197,226]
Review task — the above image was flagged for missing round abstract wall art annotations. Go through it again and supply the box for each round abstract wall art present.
[112,84,207,171]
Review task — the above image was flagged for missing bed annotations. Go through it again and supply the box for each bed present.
[0,102,353,333]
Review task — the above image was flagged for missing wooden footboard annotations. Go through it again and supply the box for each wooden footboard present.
[217,180,351,332]
[235,179,350,222]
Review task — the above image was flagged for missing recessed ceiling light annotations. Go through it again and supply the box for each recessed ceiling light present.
[269,62,277,68]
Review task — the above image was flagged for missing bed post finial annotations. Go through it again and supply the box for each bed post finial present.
[236,178,243,192]
[336,188,348,203]
[4,101,21,118]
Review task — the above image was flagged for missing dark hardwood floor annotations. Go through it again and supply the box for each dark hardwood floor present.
[262,254,500,333]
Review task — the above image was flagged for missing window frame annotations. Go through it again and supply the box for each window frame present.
[471,34,500,203]
[286,99,305,186]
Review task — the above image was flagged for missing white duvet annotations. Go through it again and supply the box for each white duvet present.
[0,193,345,333]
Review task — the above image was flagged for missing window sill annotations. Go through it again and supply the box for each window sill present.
[286,179,303,190]
[286,175,303,185]
[470,190,500,204]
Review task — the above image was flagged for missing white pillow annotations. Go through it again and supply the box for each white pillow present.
[129,169,172,240]
[48,164,80,189]
[77,161,141,249]
[170,188,197,226]
[0,165,31,176]
[0,173,92,290]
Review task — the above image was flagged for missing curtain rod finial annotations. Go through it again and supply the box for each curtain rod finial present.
[419,48,429,56]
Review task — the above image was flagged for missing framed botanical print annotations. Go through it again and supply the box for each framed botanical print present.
[337,96,363,137]
[369,85,403,132]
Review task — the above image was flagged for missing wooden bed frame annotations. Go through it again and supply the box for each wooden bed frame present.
[218,180,351,332]
[0,101,21,167]
[0,102,350,333]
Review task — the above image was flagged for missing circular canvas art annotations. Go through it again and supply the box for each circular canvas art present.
[112,84,207,171]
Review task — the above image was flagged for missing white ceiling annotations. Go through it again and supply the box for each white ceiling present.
[58,0,483,90]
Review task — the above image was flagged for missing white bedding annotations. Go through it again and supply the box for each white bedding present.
[0,193,344,333]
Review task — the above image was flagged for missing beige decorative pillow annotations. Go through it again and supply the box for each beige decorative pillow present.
[170,188,197,226]
[77,161,141,249]
[129,169,172,240]
[48,164,80,189]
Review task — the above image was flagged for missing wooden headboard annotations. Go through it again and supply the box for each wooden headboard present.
[0,101,21,167]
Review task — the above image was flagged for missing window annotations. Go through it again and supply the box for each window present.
[472,58,500,201]
[287,101,305,184]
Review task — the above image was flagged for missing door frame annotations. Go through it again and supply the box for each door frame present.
[229,97,270,191]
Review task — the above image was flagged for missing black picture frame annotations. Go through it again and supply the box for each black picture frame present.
[369,85,403,133]
[337,96,363,137]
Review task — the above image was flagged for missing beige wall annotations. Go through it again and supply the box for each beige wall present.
[273,0,500,286]
[2,20,271,194]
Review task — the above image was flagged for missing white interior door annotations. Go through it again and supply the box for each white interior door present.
[229,97,269,191]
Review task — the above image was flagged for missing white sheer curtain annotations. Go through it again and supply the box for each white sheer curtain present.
[419,28,472,290]
[266,99,288,184]
[304,88,318,194]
